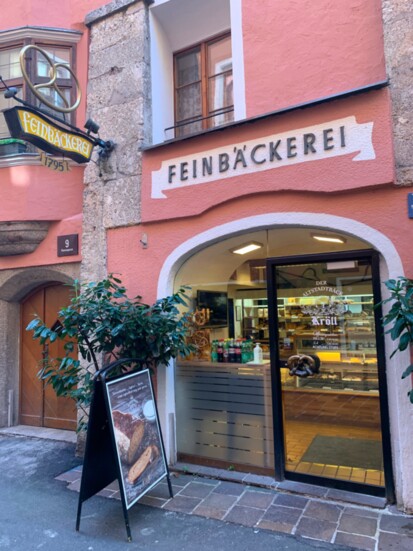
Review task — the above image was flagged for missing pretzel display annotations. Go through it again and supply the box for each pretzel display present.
[287,354,320,378]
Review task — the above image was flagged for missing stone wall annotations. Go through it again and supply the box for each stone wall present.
[382,0,413,186]
[76,0,151,452]
[82,0,151,283]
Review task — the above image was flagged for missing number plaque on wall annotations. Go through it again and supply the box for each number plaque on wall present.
[57,234,79,257]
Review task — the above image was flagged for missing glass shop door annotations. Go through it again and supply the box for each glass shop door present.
[267,250,394,499]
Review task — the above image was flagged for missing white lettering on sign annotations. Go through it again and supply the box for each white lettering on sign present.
[151,116,375,199]
[311,316,339,326]
[302,286,343,297]
[19,110,93,159]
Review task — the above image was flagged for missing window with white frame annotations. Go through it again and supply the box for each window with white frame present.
[150,0,245,144]
[0,27,81,152]
[174,33,233,137]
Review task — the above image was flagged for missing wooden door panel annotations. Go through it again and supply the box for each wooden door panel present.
[20,284,77,431]
[20,290,44,426]
[43,285,77,430]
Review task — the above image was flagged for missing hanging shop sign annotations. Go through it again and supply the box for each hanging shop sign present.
[3,106,94,163]
[1,45,114,164]
[151,116,375,198]
[20,44,82,114]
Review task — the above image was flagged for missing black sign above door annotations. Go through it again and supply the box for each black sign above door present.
[4,106,94,163]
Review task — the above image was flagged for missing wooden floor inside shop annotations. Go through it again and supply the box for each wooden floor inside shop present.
[284,419,384,486]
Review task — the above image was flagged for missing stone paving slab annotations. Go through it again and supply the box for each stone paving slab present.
[57,465,413,550]
[295,516,338,542]
[338,513,377,537]
[258,505,301,534]
[378,532,413,550]
[335,532,376,551]
[0,425,76,443]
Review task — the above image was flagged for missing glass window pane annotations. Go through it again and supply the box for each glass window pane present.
[176,118,203,138]
[37,47,71,79]
[209,109,234,129]
[174,239,274,473]
[176,82,202,122]
[0,87,22,138]
[208,71,233,113]
[0,48,22,80]
[275,260,384,486]
[175,48,200,87]
[208,35,232,77]
[36,87,71,120]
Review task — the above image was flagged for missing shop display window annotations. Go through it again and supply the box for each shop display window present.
[172,231,384,487]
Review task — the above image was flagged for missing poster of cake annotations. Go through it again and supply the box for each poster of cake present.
[104,369,168,509]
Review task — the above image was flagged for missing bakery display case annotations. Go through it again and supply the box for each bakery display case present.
[230,291,378,394]
[277,293,378,394]
[281,363,379,393]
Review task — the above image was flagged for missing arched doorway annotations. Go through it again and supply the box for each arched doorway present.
[20,284,76,430]
[155,213,413,506]
[169,224,396,499]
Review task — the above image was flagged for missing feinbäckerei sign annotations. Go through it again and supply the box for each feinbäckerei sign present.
[3,106,94,163]
[151,116,375,198]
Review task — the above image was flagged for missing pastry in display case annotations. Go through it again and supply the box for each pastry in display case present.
[277,294,379,394]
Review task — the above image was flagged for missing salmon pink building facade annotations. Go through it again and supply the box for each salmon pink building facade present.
[0,0,106,432]
[1,0,413,514]
[93,0,413,511]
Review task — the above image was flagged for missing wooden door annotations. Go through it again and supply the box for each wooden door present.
[20,289,44,427]
[20,284,77,430]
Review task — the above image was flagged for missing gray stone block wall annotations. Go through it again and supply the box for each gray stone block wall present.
[382,0,413,186]
[82,0,150,283]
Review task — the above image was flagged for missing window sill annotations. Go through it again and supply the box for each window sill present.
[142,79,389,152]
[142,119,237,151]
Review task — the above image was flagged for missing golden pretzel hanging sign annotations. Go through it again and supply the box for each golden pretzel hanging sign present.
[19,45,81,114]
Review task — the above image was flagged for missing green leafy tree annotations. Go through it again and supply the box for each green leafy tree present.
[26,275,194,429]
[380,277,413,403]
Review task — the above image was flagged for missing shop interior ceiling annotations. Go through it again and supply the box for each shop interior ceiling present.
[175,228,369,291]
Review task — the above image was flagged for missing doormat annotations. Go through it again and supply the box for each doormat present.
[301,435,383,470]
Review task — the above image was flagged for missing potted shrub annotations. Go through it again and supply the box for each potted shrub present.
[380,277,413,403]
[26,275,194,430]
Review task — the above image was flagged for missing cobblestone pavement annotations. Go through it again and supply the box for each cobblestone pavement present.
[59,463,413,551]
[2,434,350,551]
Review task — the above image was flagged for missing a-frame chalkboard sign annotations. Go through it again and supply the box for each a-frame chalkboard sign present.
[76,358,173,542]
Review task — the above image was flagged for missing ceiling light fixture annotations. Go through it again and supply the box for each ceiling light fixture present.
[231,241,263,255]
[326,260,357,271]
[311,234,346,244]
